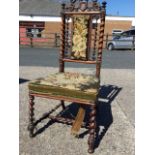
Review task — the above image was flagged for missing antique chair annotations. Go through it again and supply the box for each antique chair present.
[28,0,106,153]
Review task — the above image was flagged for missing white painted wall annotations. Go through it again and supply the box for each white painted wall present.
[19,15,135,23]
[132,18,135,26]
[19,16,61,22]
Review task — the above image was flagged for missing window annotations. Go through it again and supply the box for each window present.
[121,31,130,37]
[112,29,123,34]
[26,27,43,38]
[112,29,123,39]
[19,22,45,38]
[121,30,135,37]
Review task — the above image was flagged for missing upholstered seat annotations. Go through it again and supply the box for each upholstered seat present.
[29,72,100,101]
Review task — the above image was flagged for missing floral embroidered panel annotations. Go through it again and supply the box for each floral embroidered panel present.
[71,15,89,59]
[28,72,99,101]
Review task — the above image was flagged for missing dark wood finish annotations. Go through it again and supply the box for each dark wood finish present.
[86,15,93,60]
[88,104,97,153]
[48,115,89,129]
[96,13,106,78]
[28,94,35,137]
[63,11,104,15]
[59,3,66,73]
[59,1,106,79]
[33,103,63,127]
[28,0,106,153]
[64,16,70,57]
[29,93,95,105]
[63,58,96,64]
[70,16,74,57]
[92,17,98,60]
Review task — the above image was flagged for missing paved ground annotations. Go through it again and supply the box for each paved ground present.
[19,47,135,69]
[20,67,134,155]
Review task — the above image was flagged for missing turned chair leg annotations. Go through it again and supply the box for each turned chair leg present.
[28,94,35,138]
[88,104,97,153]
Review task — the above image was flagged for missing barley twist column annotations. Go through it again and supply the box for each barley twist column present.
[59,3,66,72]
[65,17,70,57]
[96,13,105,79]
[88,104,97,153]
[28,94,35,137]
[92,16,99,60]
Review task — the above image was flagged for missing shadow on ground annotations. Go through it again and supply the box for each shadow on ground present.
[19,78,29,84]
[30,84,122,150]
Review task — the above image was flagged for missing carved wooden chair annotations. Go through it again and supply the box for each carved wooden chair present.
[28,0,106,153]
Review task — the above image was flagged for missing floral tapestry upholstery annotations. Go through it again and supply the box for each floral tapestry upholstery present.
[71,15,89,59]
[29,72,99,101]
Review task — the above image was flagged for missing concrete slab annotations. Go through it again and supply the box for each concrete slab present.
[19,67,134,155]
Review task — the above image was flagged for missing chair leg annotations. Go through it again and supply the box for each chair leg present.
[61,100,65,110]
[88,104,97,153]
[28,94,35,138]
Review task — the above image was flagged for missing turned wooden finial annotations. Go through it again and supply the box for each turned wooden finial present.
[102,1,107,10]
[61,2,66,10]
[70,0,77,3]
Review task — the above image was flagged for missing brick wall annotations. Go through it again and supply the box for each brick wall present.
[44,20,132,48]
[45,22,61,33]
[44,20,132,35]
[105,20,132,34]
[19,19,132,48]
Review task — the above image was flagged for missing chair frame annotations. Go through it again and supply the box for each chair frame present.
[28,0,106,153]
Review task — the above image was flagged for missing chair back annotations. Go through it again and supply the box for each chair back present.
[59,0,106,79]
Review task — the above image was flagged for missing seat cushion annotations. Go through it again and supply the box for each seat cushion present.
[28,72,100,101]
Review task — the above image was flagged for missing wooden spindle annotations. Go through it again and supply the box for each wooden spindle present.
[92,16,98,60]
[96,13,106,79]
[65,17,70,57]
[28,94,35,137]
[59,4,66,72]
[88,104,97,153]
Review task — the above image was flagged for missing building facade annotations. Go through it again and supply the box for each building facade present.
[19,0,135,47]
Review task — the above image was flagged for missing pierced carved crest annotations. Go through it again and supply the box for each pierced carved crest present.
[62,0,106,12]
[79,2,88,12]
